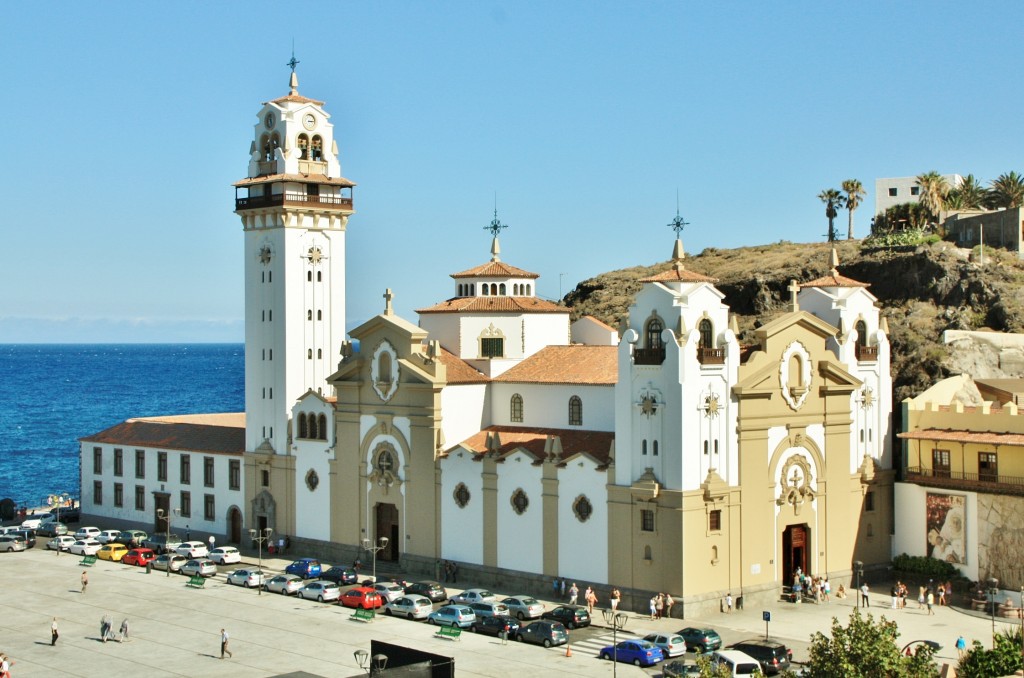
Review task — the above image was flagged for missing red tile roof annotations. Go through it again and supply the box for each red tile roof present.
[417,296,567,314]
[639,266,719,283]
[233,173,355,187]
[495,345,618,385]
[801,272,869,288]
[454,425,614,466]
[451,261,539,279]
[898,428,1024,446]
[436,348,489,384]
[269,93,325,106]
[79,414,245,455]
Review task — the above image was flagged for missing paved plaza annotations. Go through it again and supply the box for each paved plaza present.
[0,548,1017,676]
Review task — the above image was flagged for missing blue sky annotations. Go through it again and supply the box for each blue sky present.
[2,2,1022,343]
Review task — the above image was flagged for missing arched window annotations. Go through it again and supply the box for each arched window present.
[510,394,523,423]
[643,545,652,561]
[311,135,323,161]
[526,284,532,295]
[490,283,498,295]
[788,354,804,389]
[307,271,312,282]
[308,413,319,440]
[317,271,321,282]
[317,349,322,359]
[307,310,312,320]
[307,349,313,359]
[513,284,519,295]
[653,440,659,456]
[645,317,664,349]
[268,271,272,283]
[699,319,714,349]
[298,413,308,439]
[568,396,583,425]
[318,414,327,440]
[270,132,281,159]
[260,133,270,161]
[379,352,392,384]
[703,440,709,455]
[481,285,489,296]
[470,284,475,295]
[317,310,322,320]
[499,283,506,295]
[297,133,309,160]
[642,440,648,455]
[855,320,868,347]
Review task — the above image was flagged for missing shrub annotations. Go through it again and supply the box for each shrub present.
[891,553,959,579]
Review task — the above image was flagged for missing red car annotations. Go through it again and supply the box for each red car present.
[340,586,384,609]
[122,547,157,566]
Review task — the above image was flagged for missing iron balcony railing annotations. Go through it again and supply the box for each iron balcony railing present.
[904,466,1024,496]
[699,347,726,365]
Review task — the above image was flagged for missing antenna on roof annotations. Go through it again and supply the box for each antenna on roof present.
[667,190,689,236]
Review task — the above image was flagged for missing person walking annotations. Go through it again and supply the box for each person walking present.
[822,578,830,603]
[449,561,458,584]
[560,579,566,598]
[51,617,59,646]
[0,652,14,678]
[585,587,598,615]
[655,593,664,619]
[553,577,559,598]
[664,593,675,618]
[81,571,88,594]
[610,587,621,611]
[926,589,935,615]
[500,619,510,645]
[220,628,233,659]
[725,592,733,614]
[119,618,130,642]
[955,635,966,659]
[568,582,579,605]
[860,583,870,608]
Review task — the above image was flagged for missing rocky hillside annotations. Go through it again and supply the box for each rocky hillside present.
[563,239,1024,404]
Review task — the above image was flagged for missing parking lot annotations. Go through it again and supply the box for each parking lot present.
[0,542,1006,677]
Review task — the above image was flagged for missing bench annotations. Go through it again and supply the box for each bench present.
[351,608,375,623]
[435,625,462,641]
[80,555,97,566]
[186,575,206,588]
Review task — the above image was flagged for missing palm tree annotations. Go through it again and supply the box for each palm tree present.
[818,188,846,242]
[915,171,949,224]
[988,171,1024,208]
[841,179,866,240]
[946,174,988,210]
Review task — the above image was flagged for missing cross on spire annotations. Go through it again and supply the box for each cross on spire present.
[485,208,508,237]
[287,43,300,73]
[788,279,801,312]
[668,192,690,236]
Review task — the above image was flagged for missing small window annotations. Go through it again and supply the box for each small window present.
[499,283,506,295]
[113,483,123,508]
[642,440,648,456]
[979,452,998,483]
[298,413,308,439]
[855,320,868,348]
[297,133,309,160]
[308,310,312,320]
[573,496,593,523]
[229,460,241,491]
[643,545,652,561]
[134,485,145,511]
[317,271,322,282]
[261,470,270,487]
[645,317,664,350]
[180,454,191,484]
[204,494,215,521]
[641,509,655,532]
[911,186,920,196]
[709,509,722,531]
[318,414,327,440]
[204,456,215,487]
[653,441,659,456]
[135,449,145,478]
[317,310,322,320]
[311,135,323,160]
[510,394,523,423]
[379,352,393,384]
[308,349,313,359]
[114,448,123,477]
[454,483,470,508]
[309,414,319,440]
[511,489,529,515]
[568,395,583,426]
[93,447,102,474]
[93,480,103,506]
[180,491,191,517]
[317,348,322,359]
[888,187,898,197]
[157,452,167,482]
[864,491,874,512]
[481,337,504,358]
[699,319,713,349]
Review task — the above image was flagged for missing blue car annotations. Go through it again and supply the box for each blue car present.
[285,558,322,580]
[599,639,665,667]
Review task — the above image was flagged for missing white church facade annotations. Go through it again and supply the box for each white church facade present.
[79,71,895,614]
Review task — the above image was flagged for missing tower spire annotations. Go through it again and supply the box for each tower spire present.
[484,203,508,262]
[667,195,690,271]
[287,46,300,95]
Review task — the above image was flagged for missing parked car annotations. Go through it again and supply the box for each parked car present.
[645,632,688,658]
[181,559,218,577]
[471,614,520,637]
[727,639,792,675]
[427,605,476,628]
[501,595,544,620]
[152,553,187,572]
[46,536,77,551]
[115,530,148,546]
[49,506,80,523]
[95,529,122,544]
[469,601,510,619]
[20,513,51,529]
[340,587,384,609]
[321,565,358,585]
[142,533,182,554]
[68,538,102,556]
[405,581,447,602]
[264,574,304,595]
[663,660,703,677]
[176,541,210,558]
[385,594,434,620]
[541,605,591,629]
[37,522,68,538]
[372,582,406,603]
[710,650,762,676]
[297,580,341,602]
[0,535,27,552]
[12,529,36,549]
[600,639,665,667]
[97,543,129,562]
[516,620,568,647]
[122,548,157,566]
[74,526,101,540]
[450,588,495,605]
[208,546,241,565]
[678,627,723,653]
[285,558,322,579]
[227,568,266,588]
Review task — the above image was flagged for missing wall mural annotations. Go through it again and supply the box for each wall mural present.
[925,492,966,564]
[977,494,1024,590]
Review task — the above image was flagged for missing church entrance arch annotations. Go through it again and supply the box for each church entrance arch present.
[226,506,243,544]
[782,524,809,585]
[375,503,399,561]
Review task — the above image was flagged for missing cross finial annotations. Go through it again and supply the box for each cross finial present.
[384,288,394,315]
[668,192,689,236]
[485,208,508,238]
[788,279,801,312]
[287,43,300,74]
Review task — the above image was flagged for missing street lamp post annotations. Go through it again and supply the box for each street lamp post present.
[854,561,864,610]
[988,577,1000,648]
[601,609,628,676]
[361,536,389,583]
[155,508,180,578]
[249,527,273,595]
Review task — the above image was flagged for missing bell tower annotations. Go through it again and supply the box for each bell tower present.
[234,63,356,455]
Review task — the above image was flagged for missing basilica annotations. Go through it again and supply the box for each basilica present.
[80,71,894,614]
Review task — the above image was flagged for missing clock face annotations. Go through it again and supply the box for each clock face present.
[303,113,316,130]
[264,113,276,129]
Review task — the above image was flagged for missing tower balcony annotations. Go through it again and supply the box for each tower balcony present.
[856,344,879,362]
[633,348,665,365]
[235,192,353,211]
[699,347,726,365]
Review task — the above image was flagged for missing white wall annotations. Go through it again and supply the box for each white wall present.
[496,451,543,573]
[489,383,614,431]
[440,384,488,450]
[439,449,484,564]
[556,458,608,583]
[291,395,334,541]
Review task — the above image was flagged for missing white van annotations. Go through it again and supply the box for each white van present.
[711,650,762,676]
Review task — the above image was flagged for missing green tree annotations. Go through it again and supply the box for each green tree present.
[956,628,1024,678]
[802,610,939,677]
[914,171,949,224]
[842,179,866,240]
[988,171,1024,208]
[818,188,846,242]
[945,174,988,210]
[872,202,928,234]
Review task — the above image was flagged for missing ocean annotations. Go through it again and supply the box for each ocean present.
[0,344,244,508]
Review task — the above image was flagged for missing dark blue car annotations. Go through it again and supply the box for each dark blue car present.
[285,558,321,579]
[599,639,665,667]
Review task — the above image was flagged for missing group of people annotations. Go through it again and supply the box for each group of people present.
[648,592,675,619]
[98,614,129,643]
[550,579,623,615]
[791,569,831,603]
[440,560,459,583]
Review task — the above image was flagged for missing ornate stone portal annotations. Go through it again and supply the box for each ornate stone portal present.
[777,454,816,515]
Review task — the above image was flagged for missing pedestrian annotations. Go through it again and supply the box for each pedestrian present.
[836,583,846,599]
[0,652,13,678]
[569,582,579,605]
[81,571,88,594]
[890,584,899,610]
[553,577,559,597]
[655,593,664,619]
[725,592,733,614]
[220,628,232,659]
[611,587,621,611]
[861,582,870,608]
[278,537,284,555]
[649,595,657,620]
[208,534,215,552]
[955,635,966,659]
[501,620,510,645]
[560,578,566,598]
[664,593,675,618]
[186,526,191,541]
[450,561,458,584]
[938,584,946,606]
[51,617,59,646]
[585,587,598,615]
[822,577,830,603]
[354,557,362,575]
[119,618,129,642]
[926,589,934,615]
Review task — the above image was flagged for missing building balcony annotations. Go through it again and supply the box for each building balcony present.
[903,466,1024,497]
[633,347,665,366]
[235,193,353,211]
[699,347,726,365]
[856,344,878,362]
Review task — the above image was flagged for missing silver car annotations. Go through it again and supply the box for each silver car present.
[502,595,545,620]
[264,574,303,595]
[385,594,434,620]
[227,568,266,588]
[297,580,341,602]
[450,588,496,605]
[152,553,188,572]
[373,582,406,603]
[469,601,510,619]
[181,559,218,577]
[0,535,27,552]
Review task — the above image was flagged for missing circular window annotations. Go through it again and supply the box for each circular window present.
[305,469,319,491]
[573,495,593,522]
[510,489,529,515]
[453,483,470,508]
